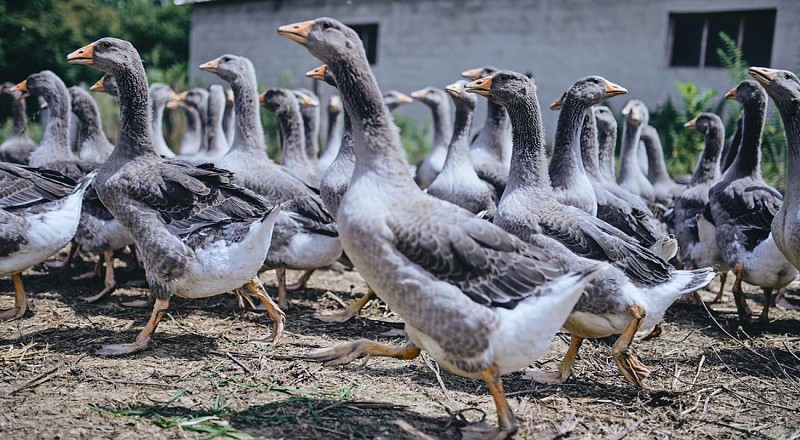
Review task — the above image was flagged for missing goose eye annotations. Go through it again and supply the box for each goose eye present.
[785,73,792,80]
[322,22,332,29]
[102,42,111,49]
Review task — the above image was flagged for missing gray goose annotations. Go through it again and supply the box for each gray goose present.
[427,80,496,218]
[148,83,177,158]
[295,88,322,169]
[0,164,93,320]
[382,90,413,110]
[0,83,37,165]
[279,18,602,438]
[194,84,230,163]
[708,79,797,324]
[751,67,800,311]
[617,100,656,202]
[263,88,322,189]
[68,86,114,163]
[173,89,204,157]
[675,113,727,301]
[223,89,235,146]
[199,54,340,309]
[640,125,685,204]
[721,114,743,175]
[67,37,285,355]
[467,70,714,389]
[462,66,512,198]
[175,88,209,160]
[411,86,452,188]
[317,94,342,170]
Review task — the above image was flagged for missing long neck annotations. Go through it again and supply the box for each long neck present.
[230,70,266,154]
[503,92,551,191]
[39,85,72,157]
[777,98,800,200]
[472,100,509,160]
[549,99,588,189]
[184,106,201,142]
[727,99,766,180]
[430,99,452,151]
[75,100,105,144]
[206,95,227,155]
[337,110,355,162]
[642,126,672,184]
[618,121,645,181]
[690,123,723,185]
[579,110,601,179]
[721,114,743,174]
[112,61,155,157]
[196,99,209,152]
[301,107,320,160]
[597,120,617,182]
[442,99,475,171]
[11,96,27,136]
[151,95,167,145]
[325,108,342,152]
[277,102,308,166]
[327,54,413,184]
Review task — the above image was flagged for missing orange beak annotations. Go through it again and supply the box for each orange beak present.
[465,77,492,96]
[199,58,220,72]
[295,91,319,107]
[749,66,779,86]
[604,80,628,97]
[550,94,564,111]
[724,86,737,100]
[461,68,483,80]
[306,65,328,81]
[90,77,105,93]
[410,88,428,100]
[277,20,314,45]
[11,80,29,99]
[66,43,95,65]
[258,91,266,106]
[684,116,698,129]
[394,92,413,105]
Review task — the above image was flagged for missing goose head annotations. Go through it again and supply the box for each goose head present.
[383,90,413,109]
[306,64,337,88]
[749,67,800,107]
[199,54,253,83]
[259,88,297,112]
[410,87,448,107]
[67,38,137,75]
[445,80,477,110]
[620,99,648,126]
[724,79,767,109]
[461,66,499,81]
[278,18,362,66]
[465,70,534,107]
[684,112,722,136]
[592,106,617,131]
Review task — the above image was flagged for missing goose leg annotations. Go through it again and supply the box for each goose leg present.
[776,288,800,311]
[0,274,31,321]
[82,251,117,303]
[524,335,583,384]
[612,304,650,387]
[759,288,773,323]
[97,298,169,356]
[314,288,377,323]
[276,267,288,309]
[286,269,314,290]
[45,240,77,270]
[120,291,154,309]
[711,272,728,303]
[732,263,752,324]
[461,365,517,440]
[72,257,102,280]
[234,288,258,310]
[306,339,420,367]
[245,278,286,344]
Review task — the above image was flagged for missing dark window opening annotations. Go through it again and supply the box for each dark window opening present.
[669,9,775,68]
[348,23,379,65]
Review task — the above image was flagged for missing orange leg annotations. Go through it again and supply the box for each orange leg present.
[0,273,30,321]
[245,278,286,344]
[525,335,584,384]
[72,256,102,281]
[712,272,728,303]
[82,251,117,303]
[478,365,517,438]
[612,304,651,387]
[306,339,420,366]
[286,269,315,290]
[314,288,377,323]
[732,263,752,324]
[97,298,169,356]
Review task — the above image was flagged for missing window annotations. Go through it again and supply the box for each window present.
[669,9,775,68]
[348,24,379,65]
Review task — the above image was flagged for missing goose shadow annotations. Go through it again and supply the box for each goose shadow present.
[680,346,800,380]
[661,302,800,339]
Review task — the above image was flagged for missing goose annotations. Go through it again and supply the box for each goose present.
[0,164,93,320]
[551,99,675,259]
[175,88,209,160]
[223,88,235,146]
[466,70,714,389]
[721,115,743,175]
[279,18,603,438]
[68,86,114,163]
[148,83,177,158]
[594,106,618,183]
[751,66,800,311]
[383,90,413,110]
[427,80,496,218]
[617,100,656,202]
[199,54,340,309]
[640,125,685,204]
[317,94,342,170]
[192,84,230,163]
[263,88,321,189]
[67,37,285,355]
[90,74,118,98]
[412,86,452,188]
[675,113,727,302]
[708,79,797,324]
[174,89,204,157]
[462,66,513,192]
[0,83,37,165]
[295,88,322,168]
[548,77,629,215]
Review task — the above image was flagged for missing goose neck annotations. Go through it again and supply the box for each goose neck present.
[503,93,551,191]
[229,73,266,154]
[550,101,589,188]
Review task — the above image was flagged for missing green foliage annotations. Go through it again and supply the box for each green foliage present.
[393,113,430,165]
[716,32,748,84]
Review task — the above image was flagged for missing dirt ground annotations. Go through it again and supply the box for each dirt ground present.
[2,253,800,440]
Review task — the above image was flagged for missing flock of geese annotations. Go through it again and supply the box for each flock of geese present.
[1,17,800,438]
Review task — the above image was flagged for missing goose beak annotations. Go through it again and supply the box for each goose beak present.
[40,101,49,110]
[445,82,463,97]
[90,77,105,92]
[11,80,29,100]
[226,89,234,102]
[328,95,341,111]
[66,43,95,65]
[550,94,564,111]
[749,66,779,86]
[724,86,737,100]
[278,20,314,45]
[461,68,483,80]
[199,58,220,72]
[621,101,632,116]
[177,91,188,101]
[604,80,628,97]
[410,89,427,100]
[306,65,328,81]
[684,116,698,129]
[394,92,413,105]
[296,92,319,107]
[258,92,266,106]
[465,77,492,96]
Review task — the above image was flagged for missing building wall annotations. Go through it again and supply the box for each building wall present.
[187,0,800,146]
